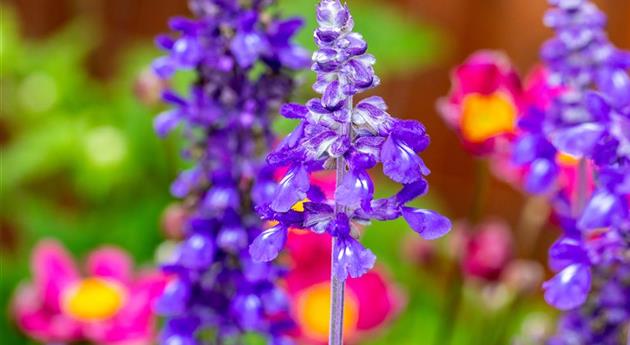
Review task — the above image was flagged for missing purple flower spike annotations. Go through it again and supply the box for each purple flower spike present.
[261,0,450,288]
[153,0,307,343]
[528,1,630,341]
[255,2,452,342]
[543,264,591,310]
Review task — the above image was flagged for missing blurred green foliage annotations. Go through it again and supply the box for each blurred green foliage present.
[0,6,175,343]
[0,2,547,345]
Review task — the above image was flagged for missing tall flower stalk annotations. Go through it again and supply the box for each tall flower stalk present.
[152,0,308,344]
[538,0,630,343]
[249,1,451,343]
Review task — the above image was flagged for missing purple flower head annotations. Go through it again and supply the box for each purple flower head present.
[541,0,630,167]
[251,0,451,282]
[153,0,307,343]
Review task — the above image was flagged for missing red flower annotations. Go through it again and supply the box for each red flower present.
[284,230,403,344]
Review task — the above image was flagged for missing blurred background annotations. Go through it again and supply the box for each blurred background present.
[2,0,629,344]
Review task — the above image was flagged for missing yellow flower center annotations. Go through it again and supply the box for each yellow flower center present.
[460,92,517,143]
[555,151,579,167]
[291,198,309,212]
[296,282,359,342]
[62,277,126,321]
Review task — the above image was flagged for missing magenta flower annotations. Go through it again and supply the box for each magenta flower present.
[438,51,522,154]
[11,240,167,344]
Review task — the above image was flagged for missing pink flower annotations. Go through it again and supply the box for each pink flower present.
[284,230,403,344]
[458,220,514,281]
[11,239,167,345]
[438,51,522,154]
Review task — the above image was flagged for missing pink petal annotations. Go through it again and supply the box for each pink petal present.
[87,246,133,284]
[12,284,82,342]
[347,270,400,331]
[32,240,80,312]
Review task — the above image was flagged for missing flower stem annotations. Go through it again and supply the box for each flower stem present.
[574,158,588,217]
[329,236,346,345]
[329,155,347,345]
[329,99,353,345]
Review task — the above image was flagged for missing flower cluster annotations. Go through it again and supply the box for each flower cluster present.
[11,240,166,345]
[548,262,630,345]
[439,1,630,342]
[540,0,630,166]
[536,1,630,343]
[152,0,308,344]
[249,0,451,282]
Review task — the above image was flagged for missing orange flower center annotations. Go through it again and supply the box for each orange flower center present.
[62,277,126,321]
[296,282,359,342]
[555,151,579,166]
[460,92,517,143]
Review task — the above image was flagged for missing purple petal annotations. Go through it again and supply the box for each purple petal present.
[584,91,611,121]
[231,294,263,331]
[525,158,559,194]
[321,80,345,111]
[154,110,182,137]
[335,169,374,209]
[395,179,429,205]
[170,167,203,198]
[217,226,248,253]
[391,120,430,152]
[543,264,591,310]
[156,279,190,316]
[230,32,266,68]
[249,225,287,262]
[402,207,451,240]
[381,136,428,184]
[271,165,310,212]
[177,233,215,269]
[551,123,606,157]
[333,236,376,280]
[201,185,240,211]
[597,68,630,108]
[548,236,590,271]
[153,56,176,78]
[578,191,627,229]
[280,103,309,119]
[303,202,334,234]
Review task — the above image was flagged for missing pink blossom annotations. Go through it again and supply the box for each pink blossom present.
[11,240,167,345]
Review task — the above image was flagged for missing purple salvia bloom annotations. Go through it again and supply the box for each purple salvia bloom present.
[547,263,630,345]
[251,0,451,282]
[153,0,307,344]
[542,0,630,167]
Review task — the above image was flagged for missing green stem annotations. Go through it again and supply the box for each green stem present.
[434,159,489,345]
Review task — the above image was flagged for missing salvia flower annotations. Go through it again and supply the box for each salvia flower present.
[539,1,630,342]
[250,0,451,283]
[541,0,630,164]
[547,263,630,345]
[153,0,308,344]
[11,240,166,345]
